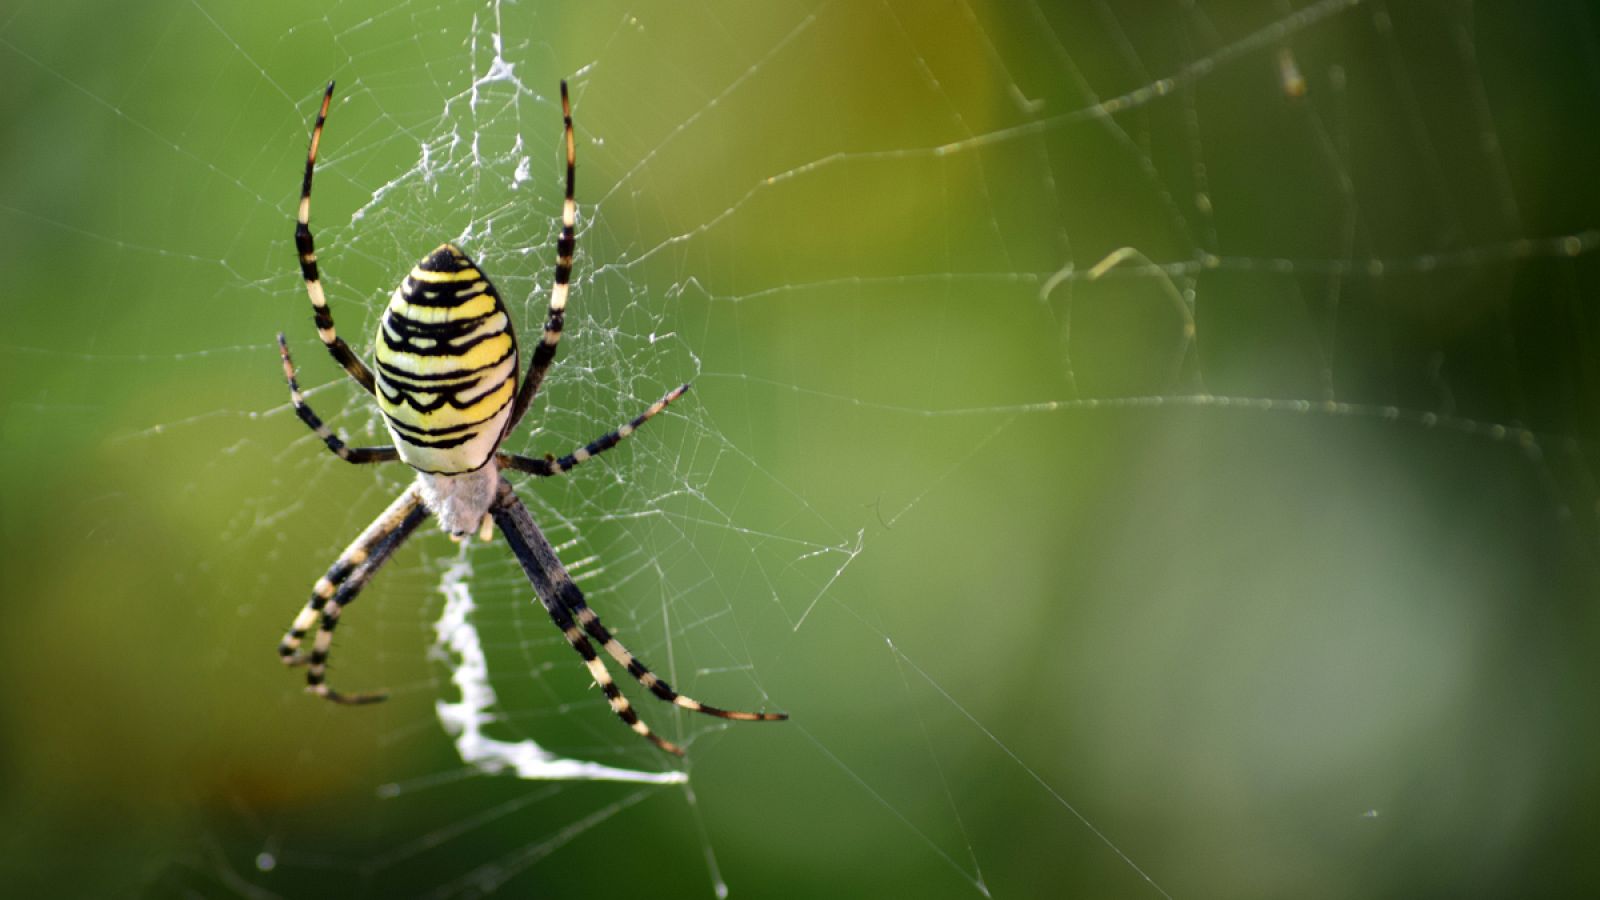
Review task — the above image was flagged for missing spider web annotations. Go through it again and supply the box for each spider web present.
[3,0,1599,897]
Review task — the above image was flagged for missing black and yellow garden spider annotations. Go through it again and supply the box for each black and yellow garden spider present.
[275,80,786,756]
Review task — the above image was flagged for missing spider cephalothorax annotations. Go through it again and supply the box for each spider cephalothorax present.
[274,80,785,755]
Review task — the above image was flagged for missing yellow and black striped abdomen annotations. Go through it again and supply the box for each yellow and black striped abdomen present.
[373,244,518,474]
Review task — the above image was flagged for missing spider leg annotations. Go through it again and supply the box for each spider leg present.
[491,480,786,755]
[278,485,430,705]
[491,480,685,755]
[498,383,690,477]
[277,334,399,464]
[296,80,378,395]
[567,592,787,722]
[506,80,576,432]
[276,485,421,663]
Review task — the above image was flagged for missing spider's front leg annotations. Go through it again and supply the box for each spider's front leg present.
[491,479,786,756]
[279,485,430,704]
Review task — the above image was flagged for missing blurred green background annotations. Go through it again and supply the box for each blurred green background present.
[3,1,1599,897]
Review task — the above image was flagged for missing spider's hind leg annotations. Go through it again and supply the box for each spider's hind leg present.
[505,80,578,433]
[499,383,690,478]
[294,80,377,394]
[277,334,399,465]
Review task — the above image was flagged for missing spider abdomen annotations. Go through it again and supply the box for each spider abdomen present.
[374,244,518,475]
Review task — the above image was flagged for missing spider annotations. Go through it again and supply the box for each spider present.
[275,80,786,756]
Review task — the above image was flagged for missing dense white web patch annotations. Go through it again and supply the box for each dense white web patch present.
[430,547,688,785]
